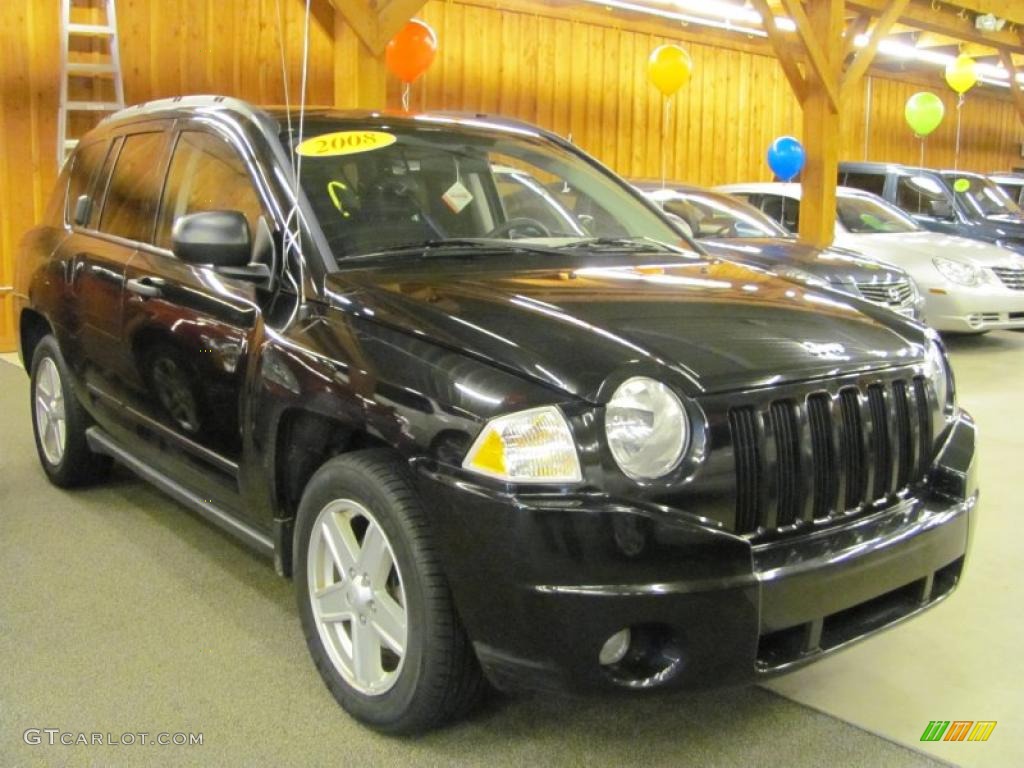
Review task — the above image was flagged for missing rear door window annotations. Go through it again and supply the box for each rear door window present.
[98,131,169,243]
[66,140,111,225]
[840,171,886,197]
[155,130,265,251]
[760,195,800,233]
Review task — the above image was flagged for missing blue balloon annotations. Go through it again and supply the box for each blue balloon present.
[766,136,805,181]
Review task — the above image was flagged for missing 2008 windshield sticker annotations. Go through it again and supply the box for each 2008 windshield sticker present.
[295,131,397,157]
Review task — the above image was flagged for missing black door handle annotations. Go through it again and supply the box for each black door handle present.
[125,277,164,298]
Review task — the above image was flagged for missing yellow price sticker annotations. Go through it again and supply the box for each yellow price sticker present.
[295,130,397,157]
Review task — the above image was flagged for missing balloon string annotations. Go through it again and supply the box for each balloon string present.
[401,83,411,112]
[954,94,964,171]
[661,96,671,189]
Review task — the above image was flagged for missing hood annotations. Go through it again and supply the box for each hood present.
[835,230,1024,269]
[698,237,906,284]
[324,250,926,401]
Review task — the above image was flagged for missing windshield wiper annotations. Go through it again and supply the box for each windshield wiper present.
[553,236,696,255]
[343,238,563,262]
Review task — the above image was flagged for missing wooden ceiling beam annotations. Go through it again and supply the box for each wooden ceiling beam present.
[947,1,1024,29]
[842,0,910,99]
[847,0,1024,54]
[843,12,870,58]
[750,0,808,102]
[329,0,427,55]
[780,0,840,111]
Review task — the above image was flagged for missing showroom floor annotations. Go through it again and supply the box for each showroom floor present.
[0,332,1019,767]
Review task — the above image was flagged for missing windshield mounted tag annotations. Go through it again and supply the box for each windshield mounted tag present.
[443,180,473,213]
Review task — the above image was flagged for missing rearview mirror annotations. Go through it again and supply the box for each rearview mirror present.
[172,210,252,268]
[73,195,91,227]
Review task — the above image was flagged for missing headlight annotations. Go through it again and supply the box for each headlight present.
[924,333,954,409]
[933,257,982,286]
[777,267,829,288]
[605,377,688,479]
[463,405,581,483]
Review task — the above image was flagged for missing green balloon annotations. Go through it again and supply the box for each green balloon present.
[905,91,945,137]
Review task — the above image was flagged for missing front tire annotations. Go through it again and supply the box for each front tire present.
[294,450,485,734]
[29,335,112,487]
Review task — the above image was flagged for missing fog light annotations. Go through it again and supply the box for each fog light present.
[598,628,631,666]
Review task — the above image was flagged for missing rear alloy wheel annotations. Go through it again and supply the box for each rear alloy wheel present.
[30,335,112,487]
[295,450,485,734]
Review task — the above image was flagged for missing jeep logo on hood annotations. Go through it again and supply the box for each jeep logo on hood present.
[801,341,848,360]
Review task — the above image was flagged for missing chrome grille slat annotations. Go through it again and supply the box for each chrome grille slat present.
[807,393,836,519]
[729,407,762,534]
[839,388,866,510]
[992,267,1024,290]
[867,383,893,499]
[768,401,801,527]
[913,376,933,477]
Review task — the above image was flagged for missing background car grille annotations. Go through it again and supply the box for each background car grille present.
[728,376,933,535]
[856,279,915,307]
[992,267,1024,290]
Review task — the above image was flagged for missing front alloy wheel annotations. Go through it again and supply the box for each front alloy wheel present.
[294,449,485,734]
[307,498,408,696]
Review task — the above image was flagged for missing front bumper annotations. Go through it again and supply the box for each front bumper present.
[923,281,1024,332]
[416,410,978,695]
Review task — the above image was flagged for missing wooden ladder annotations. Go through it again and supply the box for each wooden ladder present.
[58,0,125,167]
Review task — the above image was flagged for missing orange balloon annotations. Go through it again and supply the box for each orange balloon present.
[647,44,693,97]
[385,19,438,84]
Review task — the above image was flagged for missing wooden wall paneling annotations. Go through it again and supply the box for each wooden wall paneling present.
[2,0,1024,352]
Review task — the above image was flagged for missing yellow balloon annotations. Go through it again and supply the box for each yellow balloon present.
[648,44,693,97]
[945,54,978,95]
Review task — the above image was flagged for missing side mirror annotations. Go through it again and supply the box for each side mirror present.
[930,200,954,220]
[172,210,252,268]
[664,212,693,238]
[73,195,91,227]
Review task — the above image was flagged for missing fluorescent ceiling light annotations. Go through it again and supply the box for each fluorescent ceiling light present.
[585,0,1022,88]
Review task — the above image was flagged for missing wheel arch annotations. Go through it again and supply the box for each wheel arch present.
[18,308,53,372]
[271,406,392,577]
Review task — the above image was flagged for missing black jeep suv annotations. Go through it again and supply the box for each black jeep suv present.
[14,96,977,734]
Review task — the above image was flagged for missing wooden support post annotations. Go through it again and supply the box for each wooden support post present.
[1000,50,1024,126]
[329,0,427,109]
[797,0,844,248]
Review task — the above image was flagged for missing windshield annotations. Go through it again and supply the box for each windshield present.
[644,188,789,239]
[941,173,1022,218]
[282,118,687,262]
[837,194,919,234]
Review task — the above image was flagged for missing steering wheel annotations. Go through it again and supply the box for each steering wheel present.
[486,217,552,239]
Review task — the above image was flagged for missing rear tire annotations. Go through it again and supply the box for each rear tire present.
[29,335,112,487]
[294,449,486,734]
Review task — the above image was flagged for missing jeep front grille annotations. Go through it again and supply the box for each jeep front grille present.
[728,375,933,535]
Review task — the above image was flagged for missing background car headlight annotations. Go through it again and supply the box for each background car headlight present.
[933,257,982,287]
[463,405,581,483]
[605,377,688,479]
[925,333,954,410]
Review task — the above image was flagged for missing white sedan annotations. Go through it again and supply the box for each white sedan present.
[717,182,1024,333]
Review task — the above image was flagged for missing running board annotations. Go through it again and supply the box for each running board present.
[86,427,274,556]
